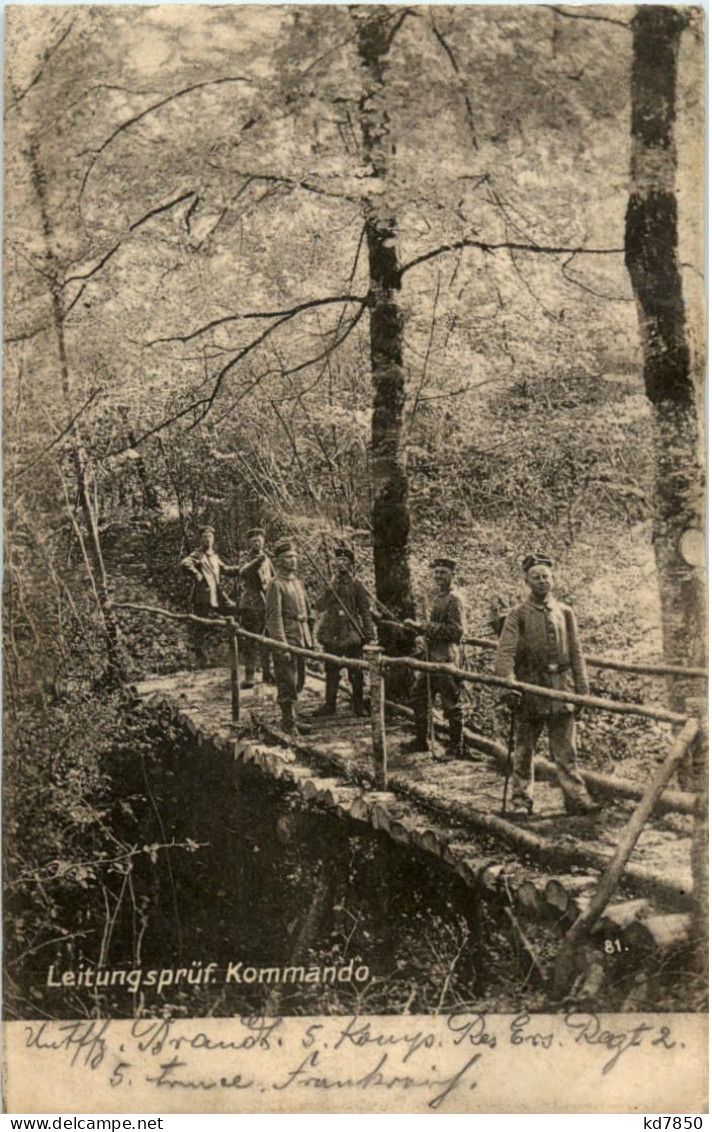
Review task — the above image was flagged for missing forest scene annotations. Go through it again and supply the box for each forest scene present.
[3,4,706,1024]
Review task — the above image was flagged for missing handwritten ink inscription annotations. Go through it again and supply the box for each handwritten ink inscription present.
[20,1012,686,1112]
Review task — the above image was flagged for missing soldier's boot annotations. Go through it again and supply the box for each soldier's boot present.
[402,711,430,753]
[352,693,369,718]
[351,672,369,717]
[293,708,313,737]
[445,714,464,760]
[402,688,430,753]
[261,649,275,683]
[313,666,339,717]
[563,790,601,817]
[241,668,256,690]
[280,702,296,734]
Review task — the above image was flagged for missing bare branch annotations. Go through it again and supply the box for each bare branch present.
[129,189,197,232]
[561,251,633,301]
[230,169,359,204]
[14,389,103,480]
[15,16,76,104]
[123,300,367,448]
[62,191,197,309]
[547,5,631,29]
[430,15,479,150]
[78,77,256,207]
[385,9,418,48]
[146,293,368,347]
[399,238,624,278]
[4,324,50,345]
[62,242,122,288]
[35,83,164,137]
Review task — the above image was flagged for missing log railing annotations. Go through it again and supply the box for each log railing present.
[377,619,708,679]
[114,599,704,955]
[113,600,699,792]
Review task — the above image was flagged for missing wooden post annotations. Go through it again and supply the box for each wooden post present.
[228,619,240,724]
[568,717,698,943]
[364,644,387,789]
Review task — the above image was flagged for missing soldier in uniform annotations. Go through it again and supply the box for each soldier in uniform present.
[495,552,599,816]
[265,539,314,736]
[181,525,239,666]
[238,527,274,688]
[402,558,466,760]
[313,545,375,718]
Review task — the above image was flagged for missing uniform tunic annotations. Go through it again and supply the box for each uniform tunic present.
[422,591,465,664]
[494,596,591,808]
[181,549,238,612]
[238,552,274,675]
[315,576,374,710]
[265,571,313,706]
[239,554,274,614]
[316,578,374,652]
[181,547,238,666]
[495,597,588,715]
[412,588,466,738]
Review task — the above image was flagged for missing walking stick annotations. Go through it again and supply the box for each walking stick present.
[501,700,518,814]
[425,641,436,756]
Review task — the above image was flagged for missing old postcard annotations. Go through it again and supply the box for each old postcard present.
[3,2,706,1115]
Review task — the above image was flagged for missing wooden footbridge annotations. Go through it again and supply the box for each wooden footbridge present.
[117,601,706,1006]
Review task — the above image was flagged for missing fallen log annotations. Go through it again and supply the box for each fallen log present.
[553,719,698,996]
[349,796,371,823]
[624,914,693,954]
[516,880,545,919]
[412,827,445,858]
[594,898,652,934]
[544,875,600,917]
[364,792,401,834]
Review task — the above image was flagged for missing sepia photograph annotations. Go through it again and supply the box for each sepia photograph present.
[2,1,707,1113]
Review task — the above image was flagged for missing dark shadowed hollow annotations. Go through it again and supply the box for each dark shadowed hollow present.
[9,722,541,1020]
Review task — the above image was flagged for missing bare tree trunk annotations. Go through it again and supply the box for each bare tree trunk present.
[26,135,125,686]
[355,10,417,693]
[624,7,706,718]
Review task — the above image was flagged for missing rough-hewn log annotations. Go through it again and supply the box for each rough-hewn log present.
[389,696,695,816]
[564,718,698,947]
[114,603,691,724]
[595,898,652,934]
[624,914,693,953]
[516,881,544,918]
[463,633,707,679]
[544,876,600,916]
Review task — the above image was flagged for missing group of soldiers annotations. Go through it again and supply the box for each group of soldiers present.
[181,529,599,817]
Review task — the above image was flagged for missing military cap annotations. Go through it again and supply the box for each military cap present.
[334,545,355,564]
[199,524,215,535]
[431,557,456,572]
[246,527,265,539]
[273,538,295,557]
[522,552,554,573]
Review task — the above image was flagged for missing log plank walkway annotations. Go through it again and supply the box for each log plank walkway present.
[134,666,695,919]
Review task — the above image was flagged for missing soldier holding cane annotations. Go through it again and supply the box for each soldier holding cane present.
[495,552,600,816]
